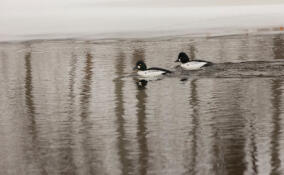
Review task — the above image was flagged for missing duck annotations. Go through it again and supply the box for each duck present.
[175,52,213,70]
[133,60,172,77]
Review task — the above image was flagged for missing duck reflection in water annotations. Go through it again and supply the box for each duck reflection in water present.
[136,79,148,89]
[135,74,166,89]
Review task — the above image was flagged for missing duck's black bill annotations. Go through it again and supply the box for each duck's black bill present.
[133,66,137,70]
[175,59,179,62]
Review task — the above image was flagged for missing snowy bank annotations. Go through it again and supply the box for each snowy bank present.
[1,1,284,41]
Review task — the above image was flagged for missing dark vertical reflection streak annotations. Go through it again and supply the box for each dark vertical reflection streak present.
[79,52,96,174]
[134,49,149,175]
[273,35,284,59]
[136,82,148,175]
[184,46,198,175]
[114,51,134,174]
[0,52,8,81]
[212,128,226,175]
[80,52,93,118]
[211,82,246,175]
[224,89,246,175]
[269,35,284,174]
[270,35,284,174]
[69,53,78,100]
[132,48,145,65]
[270,79,282,175]
[248,119,258,174]
[218,39,226,62]
[189,45,196,59]
[25,52,35,117]
[238,36,249,61]
[212,37,249,174]
[185,79,199,175]
[58,53,78,175]
[24,52,47,175]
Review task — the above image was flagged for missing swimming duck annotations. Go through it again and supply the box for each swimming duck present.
[133,60,172,77]
[175,52,212,70]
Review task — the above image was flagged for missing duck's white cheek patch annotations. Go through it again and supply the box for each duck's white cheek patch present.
[138,65,140,69]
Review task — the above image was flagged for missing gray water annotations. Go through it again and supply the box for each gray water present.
[1,33,284,175]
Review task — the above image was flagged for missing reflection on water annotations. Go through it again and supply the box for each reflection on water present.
[136,80,148,89]
[273,35,284,59]
[134,49,149,175]
[114,50,133,174]
[1,33,284,174]
[187,79,199,175]
[269,41,283,175]
[270,79,282,175]
[24,51,48,175]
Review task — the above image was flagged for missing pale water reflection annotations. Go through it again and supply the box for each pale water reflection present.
[0,34,284,175]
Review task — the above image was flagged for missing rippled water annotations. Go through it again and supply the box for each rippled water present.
[1,33,284,175]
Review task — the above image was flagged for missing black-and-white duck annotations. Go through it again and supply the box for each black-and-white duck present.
[175,52,213,70]
[133,60,172,77]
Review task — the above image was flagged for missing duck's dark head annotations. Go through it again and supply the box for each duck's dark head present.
[133,60,147,71]
[175,52,190,63]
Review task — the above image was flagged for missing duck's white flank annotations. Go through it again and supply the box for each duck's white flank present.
[137,70,165,77]
[181,61,208,70]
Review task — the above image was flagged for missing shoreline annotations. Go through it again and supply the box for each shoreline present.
[1,26,284,44]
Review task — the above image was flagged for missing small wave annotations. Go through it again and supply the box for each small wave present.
[174,61,284,78]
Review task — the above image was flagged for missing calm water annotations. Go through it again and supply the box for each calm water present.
[1,34,284,175]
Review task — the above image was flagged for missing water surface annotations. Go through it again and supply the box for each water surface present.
[1,33,284,175]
